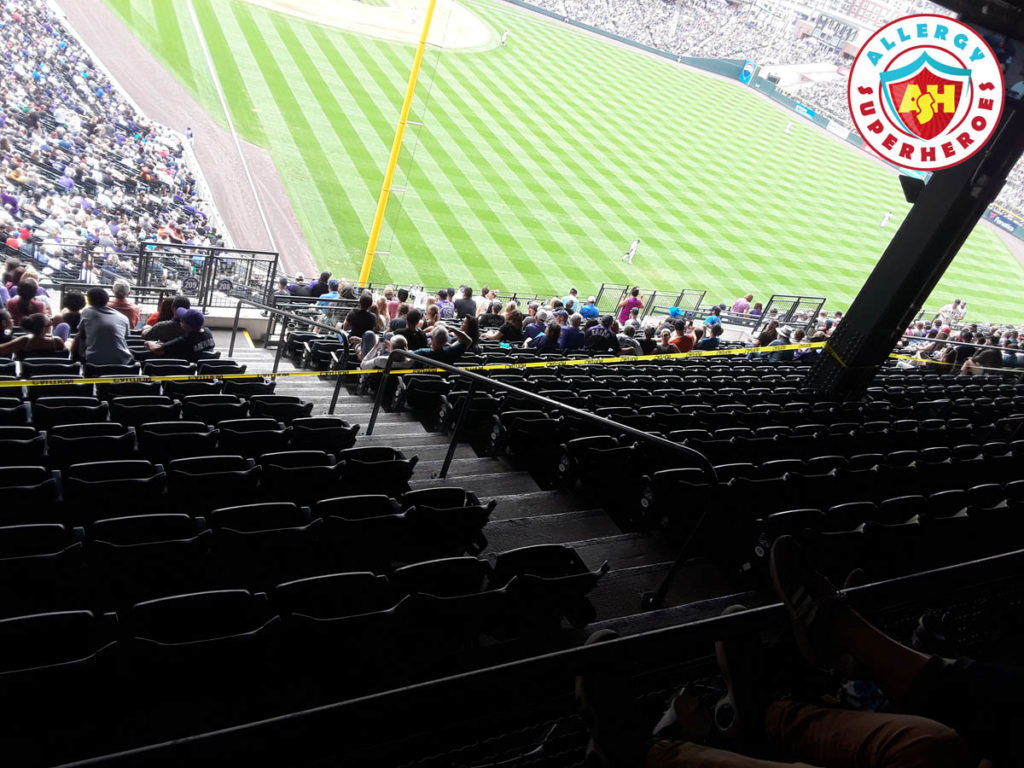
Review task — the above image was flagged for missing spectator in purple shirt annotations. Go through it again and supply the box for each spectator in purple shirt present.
[559,313,585,350]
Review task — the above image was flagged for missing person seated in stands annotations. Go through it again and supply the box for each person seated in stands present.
[479,300,504,329]
[578,535,995,768]
[7,277,46,324]
[339,291,376,348]
[524,309,548,341]
[1003,342,1022,368]
[288,272,311,297]
[309,271,332,298]
[585,315,619,353]
[962,336,1004,375]
[483,310,524,343]
[503,300,519,320]
[952,331,975,365]
[617,324,642,355]
[56,291,86,336]
[109,279,140,329]
[703,306,723,327]
[435,289,456,321]
[143,296,191,342]
[526,320,561,352]
[561,287,580,313]
[316,279,340,305]
[396,308,428,350]
[454,286,477,319]
[580,296,600,320]
[360,332,407,369]
[146,297,175,329]
[692,327,704,347]
[390,302,410,332]
[623,306,641,332]
[766,326,803,362]
[560,313,585,351]
[144,309,214,360]
[0,313,67,358]
[668,320,694,353]
[71,287,132,366]
[638,324,657,354]
[413,323,473,364]
[475,285,493,315]
[695,322,724,351]
[0,309,12,342]
[794,330,825,363]
[750,319,779,352]
[273,276,291,299]
[462,315,481,351]
[653,328,674,354]
[731,293,753,314]
[421,304,441,333]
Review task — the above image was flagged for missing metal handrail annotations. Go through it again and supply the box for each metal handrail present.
[228,298,345,372]
[363,348,717,481]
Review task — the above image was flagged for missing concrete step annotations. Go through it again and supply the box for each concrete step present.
[408,471,541,497]
[489,490,604,520]
[415,456,519,479]
[586,559,736,622]
[570,532,677,572]
[483,509,620,554]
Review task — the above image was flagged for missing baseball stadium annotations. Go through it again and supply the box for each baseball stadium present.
[1,0,1024,765]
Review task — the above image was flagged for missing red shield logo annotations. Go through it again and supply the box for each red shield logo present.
[880,53,971,141]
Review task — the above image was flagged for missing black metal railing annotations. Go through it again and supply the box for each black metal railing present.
[361,348,718,486]
[228,298,343,373]
[59,546,1024,768]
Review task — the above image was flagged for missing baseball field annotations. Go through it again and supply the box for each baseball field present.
[104,0,1024,321]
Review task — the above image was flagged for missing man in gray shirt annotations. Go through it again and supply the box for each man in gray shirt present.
[71,287,133,365]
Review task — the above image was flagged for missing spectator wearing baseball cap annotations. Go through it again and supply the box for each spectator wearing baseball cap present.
[145,307,215,360]
[317,280,341,306]
[580,296,600,320]
[289,273,311,297]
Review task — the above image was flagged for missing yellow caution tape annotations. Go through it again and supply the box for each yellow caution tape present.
[0,342,826,388]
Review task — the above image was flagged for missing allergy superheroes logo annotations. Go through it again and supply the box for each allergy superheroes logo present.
[848,14,1005,171]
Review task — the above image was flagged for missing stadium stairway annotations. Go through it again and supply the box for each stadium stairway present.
[227,337,743,634]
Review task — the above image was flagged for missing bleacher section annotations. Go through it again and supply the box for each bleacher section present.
[1,307,1023,765]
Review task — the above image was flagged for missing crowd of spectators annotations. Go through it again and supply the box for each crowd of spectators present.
[0,0,221,287]
[1,255,216,363]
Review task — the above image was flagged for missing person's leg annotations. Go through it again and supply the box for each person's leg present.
[360,331,378,360]
[764,701,972,768]
[770,535,929,697]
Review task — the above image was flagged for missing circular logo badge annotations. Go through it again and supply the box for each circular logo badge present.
[848,14,1005,171]
[181,276,200,295]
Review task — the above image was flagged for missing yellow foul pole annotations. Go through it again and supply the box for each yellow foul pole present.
[358,0,438,286]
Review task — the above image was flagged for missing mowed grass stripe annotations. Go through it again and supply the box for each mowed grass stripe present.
[189,0,267,144]
[273,16,387,250]
[231,2,349,253]
[150,0,198,93]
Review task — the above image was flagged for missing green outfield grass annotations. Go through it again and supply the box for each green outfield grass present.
[105,0,1024,321]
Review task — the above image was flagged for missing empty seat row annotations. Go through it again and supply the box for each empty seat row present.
[0,446,412,522]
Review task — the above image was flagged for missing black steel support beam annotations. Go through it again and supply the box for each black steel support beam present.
[804,99,1024,400]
